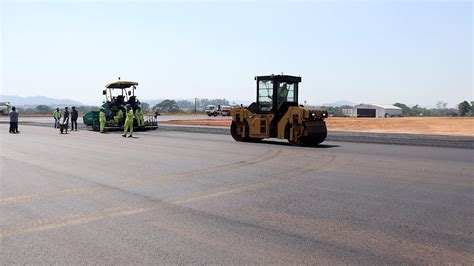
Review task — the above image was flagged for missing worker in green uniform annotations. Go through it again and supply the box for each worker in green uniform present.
[114,106,124,125]
[53,108,61,128]
[135,107,144,127]
[122,104,134,138]
[99,108,106,133]
[277,83,289,104]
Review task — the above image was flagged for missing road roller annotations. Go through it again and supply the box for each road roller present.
[230,74,328,146]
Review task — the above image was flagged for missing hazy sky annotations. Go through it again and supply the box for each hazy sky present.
[1,0,472,107]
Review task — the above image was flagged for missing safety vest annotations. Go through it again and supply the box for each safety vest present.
[53,111,61,119]
[135,109,142,118]
[278,86,288,98]
[126,109,134,120]
[99,111,106,121]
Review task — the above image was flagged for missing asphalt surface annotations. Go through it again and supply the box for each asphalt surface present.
[2,116,473,149]
[1,125,473,264]
[159,124,474,149]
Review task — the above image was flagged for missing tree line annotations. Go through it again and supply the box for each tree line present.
[151,98,230,114]
[320,101,473,117]
[392,101,473,117]
[10,100,473,116]
[11,98,231,115]
[15,105,100,114]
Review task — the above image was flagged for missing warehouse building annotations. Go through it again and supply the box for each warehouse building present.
[342,104,402,118]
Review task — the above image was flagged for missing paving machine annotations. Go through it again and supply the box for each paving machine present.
[230,75,328,146]
[83,80,158,131]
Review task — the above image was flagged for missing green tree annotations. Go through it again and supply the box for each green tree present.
[35,105,52,114]
[200,98,230,107]
[152,100,180,113]
[75,106,100,113]
[321,106,346,117]
[410,105,431,116]
[176,100,194,109]
[140,102,150,112]
[393,103,411,116]
[436,101,448,116]
[458,101,471,116]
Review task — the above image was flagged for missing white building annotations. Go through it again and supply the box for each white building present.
[342,104,402,118]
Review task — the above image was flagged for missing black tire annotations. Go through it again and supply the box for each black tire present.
[301,121,328,146]
[230,121,244,142]
[230,121,256,142]
[92,120,99,131]
[288,137,303,146]
[301,131,327,146]
[286,123,327,146]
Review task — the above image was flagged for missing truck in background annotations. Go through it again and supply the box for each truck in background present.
[205,105,231,117]
[0,102,11,115]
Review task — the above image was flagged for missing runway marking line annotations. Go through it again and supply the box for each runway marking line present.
[0,187,102,205]
[0,206,151,238]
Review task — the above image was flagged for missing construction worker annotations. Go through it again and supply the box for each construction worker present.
[135,107,144,127]
[139,108,145,127]
[122,104,134,138]
[71,106,78,131]
[99,108,106,133]
[63,107,70,127]
[9,106,19,134]
[278,83,289,104]
[53,108,61,128]
[114,105,124,125]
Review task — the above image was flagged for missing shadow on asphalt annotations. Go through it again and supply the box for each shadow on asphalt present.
[258,140,340,149]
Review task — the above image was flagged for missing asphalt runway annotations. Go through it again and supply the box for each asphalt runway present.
[2,116,473,149]
[1,125,473,264]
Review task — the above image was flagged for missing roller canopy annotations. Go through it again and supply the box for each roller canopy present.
[104,81,138,89]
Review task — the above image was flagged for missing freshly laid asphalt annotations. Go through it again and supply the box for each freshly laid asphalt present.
[1,125,473,264]
[1,116,473,149]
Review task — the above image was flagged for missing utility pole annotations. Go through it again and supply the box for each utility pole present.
[195,97,198,114]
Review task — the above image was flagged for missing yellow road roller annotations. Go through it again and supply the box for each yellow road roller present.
[230,75,328,146]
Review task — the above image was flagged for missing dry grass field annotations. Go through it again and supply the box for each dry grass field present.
[161,117,474,136]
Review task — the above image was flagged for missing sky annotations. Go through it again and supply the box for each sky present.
[1,0,472,107]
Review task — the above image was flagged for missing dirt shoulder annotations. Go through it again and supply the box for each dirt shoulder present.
[160,117,474,137]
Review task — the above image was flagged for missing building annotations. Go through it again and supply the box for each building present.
[342,104,402,118]
[0,102,11,115]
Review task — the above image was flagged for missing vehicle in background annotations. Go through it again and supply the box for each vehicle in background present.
[205,105,231,117]
[205,105,217,116]
[219,105,232,116]
[0,102,11,115]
